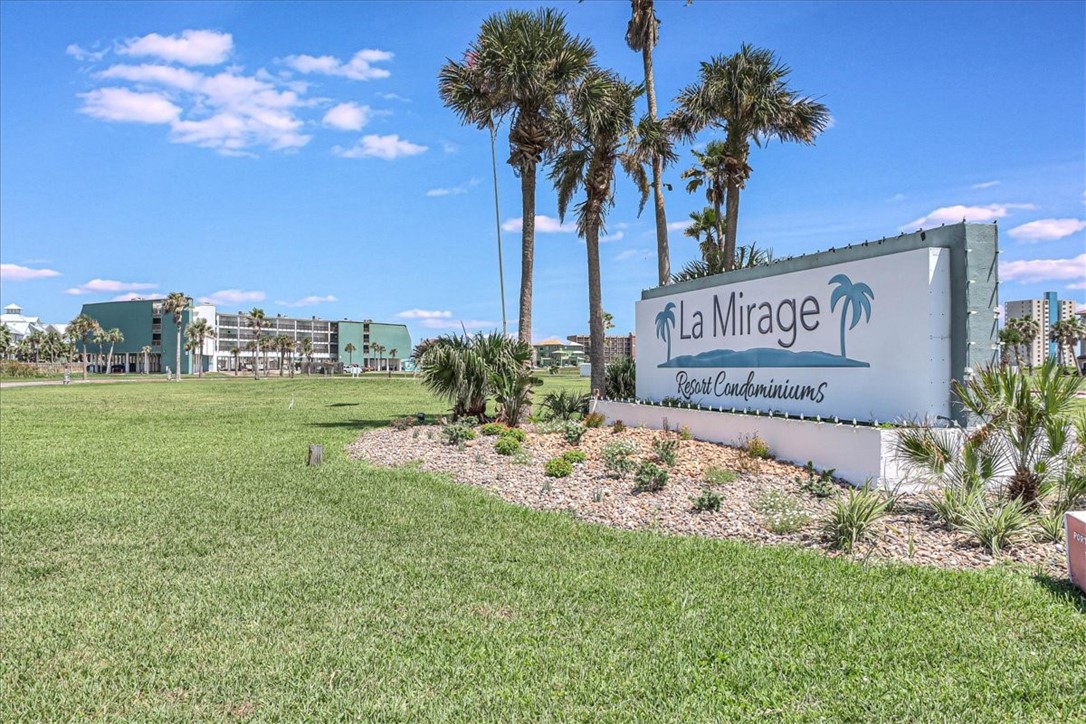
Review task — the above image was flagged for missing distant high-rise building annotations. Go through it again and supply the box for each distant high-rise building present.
[566,333,636,365]
[1004,292,1076,367]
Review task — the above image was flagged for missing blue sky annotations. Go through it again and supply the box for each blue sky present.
[1,0,1083,342]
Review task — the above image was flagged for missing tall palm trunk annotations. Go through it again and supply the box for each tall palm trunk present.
[518,167,537,344]
[724,178,740,271]
[81,342,89,381]
[174,325,182,382]
[586,211,606,397]
[642,43,669,286]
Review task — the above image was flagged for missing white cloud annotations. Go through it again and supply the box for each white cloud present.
[275,295,338,307]
[396,309,452,320]
[84,64,312,154]
[65,278,157,295]
[198,289,266,305]
[889,193,906,203]
[971,180,1001,190]
[111,292,152,302]
[600,231,625,243]
[1069,281,1086,292]
[425,178,480,197]
[0,263,61,281]
[281,48,392,81]
[66,44,107,62]
[332,134,427,160]
[1007,218,1086,243]
[419,318,499,331]
[615,249,647,262]
[904,203,1036,230]
[117,29,233,66]
[441,140,459,154]
[379,92,410,102]
[999,253,1086,284]
[666,221,688,232]
[78,87,181,124]
[322,102,371,131]
[501,215,576,233]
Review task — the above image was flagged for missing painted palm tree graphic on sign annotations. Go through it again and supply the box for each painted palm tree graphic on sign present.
[829,274,874,358]
[655,302,677,362]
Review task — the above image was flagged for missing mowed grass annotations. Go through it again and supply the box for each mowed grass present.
[2,378,1084,721]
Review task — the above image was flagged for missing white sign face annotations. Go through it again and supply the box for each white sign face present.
[635,247,951,422]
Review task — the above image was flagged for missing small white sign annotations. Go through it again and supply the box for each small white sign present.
[635,247,951,422]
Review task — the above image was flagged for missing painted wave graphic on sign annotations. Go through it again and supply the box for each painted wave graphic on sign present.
[658,347,870,368]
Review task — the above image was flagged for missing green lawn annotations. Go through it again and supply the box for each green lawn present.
[2,377,1084,720]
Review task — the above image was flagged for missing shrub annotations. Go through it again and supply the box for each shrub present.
[601,440,638,476]
[634,461,669,492]
[443,423,476,445]
[544,457,573,478]
[389,416,417,431]
[823,487,891,553]
[561,421,585,445]
[1035,510,1066,543]
[534,419,564,435]
[754,491,811,534]
[661,396,685,407]
[561,449,587,464]
[651,436,679,467]
[958,497,1033,555]
[481,422,507,436]
[693,489,722,513]
[495,437,521,456]
[540,390,589,421]
[583,411,605,428]
[678,425,693,441]
[745,435,771,460]
[0,360,51,379]
[705,467,737,485]
[499,427,526,443]
[611,420,626,434]
[511,448,532,465]
[605,355,636,399]
[927,487,983,529]
[797,461,837,498]
[419,332,535,422]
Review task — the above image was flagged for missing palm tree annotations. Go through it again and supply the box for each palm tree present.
[828,274,874,359]
[388,348,398,377]
[344,342,357,367]
[670,44,830,271]
[439,8,595,343]
[104,328,124,374]
[141,345,153,374]
[185,318,215,378]
[245,340,259,377]
[275,334,292,377]
[418,332,536,423]
[1050,317,1086,375]
[92,327,108,372]
[681,142,728,259]
[371,342,385,373]
[626,0,670,285]
[229,346,241,375]
[246,308,266,380]
[655,302,676,362]
[259,336,275,377]
[551,69,654,395]
[163,292,190,381]
[299,337,313,376]
[997,326,1021,369]
[1009,316,1040,372]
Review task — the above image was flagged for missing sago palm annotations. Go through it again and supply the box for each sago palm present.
[439,8,594,343]
[670,44,830,270]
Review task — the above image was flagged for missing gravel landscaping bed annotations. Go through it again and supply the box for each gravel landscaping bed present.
[347,423,1068,575]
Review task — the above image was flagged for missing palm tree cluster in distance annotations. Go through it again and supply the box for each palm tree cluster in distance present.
[439,3,830,391]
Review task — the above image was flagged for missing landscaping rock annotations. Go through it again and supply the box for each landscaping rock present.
[347,424,1066,576]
